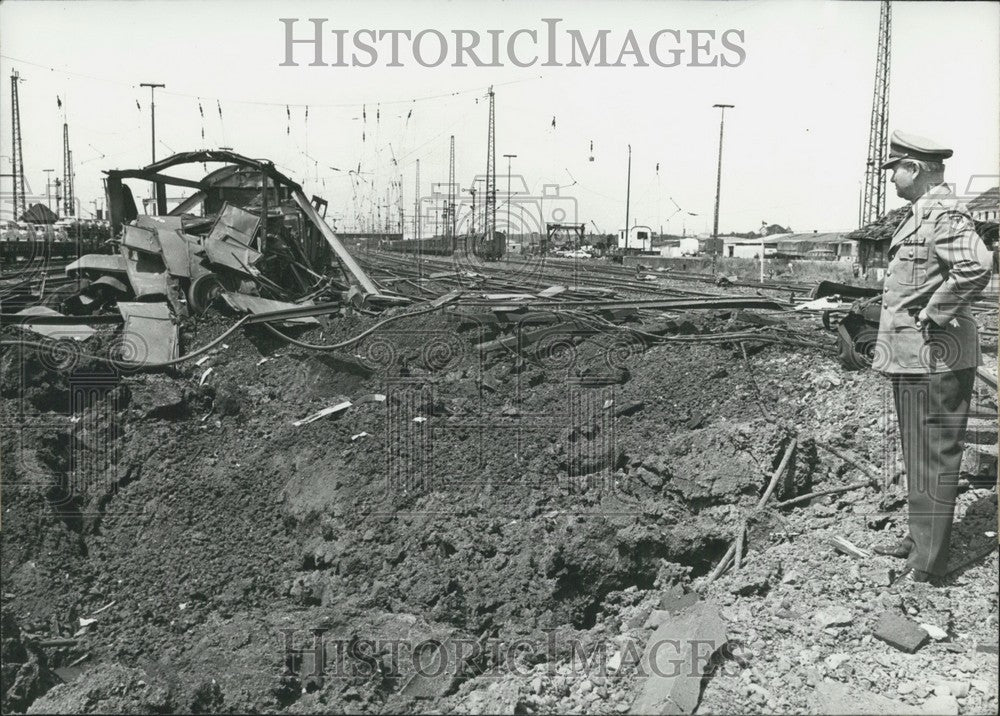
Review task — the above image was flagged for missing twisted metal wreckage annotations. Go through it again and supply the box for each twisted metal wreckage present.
[7,151,415,366]
[4,149,842,372]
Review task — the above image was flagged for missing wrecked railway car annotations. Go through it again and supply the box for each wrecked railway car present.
[6,150,400,366]
[60,150,385,317]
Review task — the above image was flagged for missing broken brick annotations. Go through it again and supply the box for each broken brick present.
[873,611,928,653]
[614,400,646,418]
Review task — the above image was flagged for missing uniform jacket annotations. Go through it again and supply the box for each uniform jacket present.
[873,183,994,374]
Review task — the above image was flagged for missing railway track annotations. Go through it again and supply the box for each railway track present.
[357,250,727,300]
[0,257,79,282]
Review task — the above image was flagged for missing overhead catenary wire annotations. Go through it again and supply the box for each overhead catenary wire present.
[0,54,543,109]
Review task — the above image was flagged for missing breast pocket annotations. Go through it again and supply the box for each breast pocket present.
[895,243,930,286]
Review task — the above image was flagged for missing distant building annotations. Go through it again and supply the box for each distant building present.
[968,186,999,223]
[656,237,701,257]
[772,232,854,261]
[722,232,853,261]
[723,234,789,258]
[617,225,653,252]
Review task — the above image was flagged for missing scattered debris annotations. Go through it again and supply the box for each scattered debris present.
[873,611,929,653]
[829,535,871,559]
[813,606,853,628]
[630,601,728,714]
[919,622,949,641]
[811,680,943,715]
[399,638,468,700]
[220,292,319,326]
[117,302,178,365]
[292,401,352,426]
[14,306,96,341]
[90,602,116,616]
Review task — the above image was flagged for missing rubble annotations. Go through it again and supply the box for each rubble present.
[812,605,854,628]
[630,601,728,714]
[873,611,930,653]
[811,680,939,715]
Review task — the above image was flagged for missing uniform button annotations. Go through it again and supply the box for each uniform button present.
[883,301,888,308]
[884,286,889,293]
[886,270,892,277]
[907,249,914,258]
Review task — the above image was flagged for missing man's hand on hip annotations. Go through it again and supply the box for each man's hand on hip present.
[916,307,934,338]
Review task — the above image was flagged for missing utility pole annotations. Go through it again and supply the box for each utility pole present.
[861,0,892,226]
[414,159,421,239]
[140,82,165,210]
[484,87,497,249]
[414,160,422,273]
[448,135,456,249]
[624,144,632,252]
[398,177,404,235]
[467,186,476,234]
[474,177,486,236]
[712,104,734,243]
[10,71,27,222]
[139,83,165,163]
[503,153,517,244]
[857,180,863,227]
[62,124,75,216]
[43,169,54,211]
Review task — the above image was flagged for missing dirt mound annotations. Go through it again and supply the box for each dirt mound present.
[26,663,175,715]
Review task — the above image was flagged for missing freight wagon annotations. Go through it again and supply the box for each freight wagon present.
[382,231,505,261]
[1,220,112,265]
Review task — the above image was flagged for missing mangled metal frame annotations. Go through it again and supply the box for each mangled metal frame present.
[104,150,380,298]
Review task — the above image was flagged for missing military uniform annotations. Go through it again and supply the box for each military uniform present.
[874,132,994,578]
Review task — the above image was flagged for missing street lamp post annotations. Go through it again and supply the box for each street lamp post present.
[503,154,517,245]
[711,104,734,245]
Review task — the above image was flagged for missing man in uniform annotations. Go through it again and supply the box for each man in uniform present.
[871,131,994,584]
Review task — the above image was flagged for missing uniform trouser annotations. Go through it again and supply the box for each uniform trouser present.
[891,368,975,576]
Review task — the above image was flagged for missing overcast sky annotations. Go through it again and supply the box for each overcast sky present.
[1,0,997,235]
